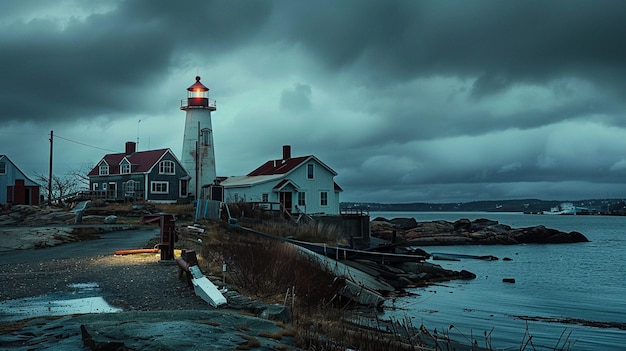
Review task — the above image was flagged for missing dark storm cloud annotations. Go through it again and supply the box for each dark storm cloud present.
[3,0,626,126]
[278,1,626,100]
[0,0,271,124]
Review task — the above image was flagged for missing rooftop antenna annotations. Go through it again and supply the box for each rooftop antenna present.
[136,119,141,149]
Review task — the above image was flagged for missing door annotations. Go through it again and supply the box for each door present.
[108,182,117,200]
[280,191,293,215]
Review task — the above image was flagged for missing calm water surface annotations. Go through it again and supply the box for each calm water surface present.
[371,212,626,350]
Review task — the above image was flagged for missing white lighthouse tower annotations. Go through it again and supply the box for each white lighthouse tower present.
[180,76,217,200]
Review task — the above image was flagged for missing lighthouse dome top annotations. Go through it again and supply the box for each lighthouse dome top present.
[187,76,209,92]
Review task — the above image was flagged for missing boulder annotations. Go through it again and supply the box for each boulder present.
[470,218,500,230]
[453,218,471,230]
[511,226,590,244]
[389,217,418,230]
[259,304,291,324]
[372,217,589,245]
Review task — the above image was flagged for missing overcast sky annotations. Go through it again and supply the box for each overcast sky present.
[2,0,626,204]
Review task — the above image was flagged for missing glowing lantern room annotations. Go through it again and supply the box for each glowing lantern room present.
[181,76,216,110]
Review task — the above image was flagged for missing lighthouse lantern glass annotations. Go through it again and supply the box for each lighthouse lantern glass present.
[190,89,206,98]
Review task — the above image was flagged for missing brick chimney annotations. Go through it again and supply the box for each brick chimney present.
[125,141,136,155]
[282,145,291,160]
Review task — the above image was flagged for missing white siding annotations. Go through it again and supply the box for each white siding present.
[0,156,40,204]
[222,158,340,215]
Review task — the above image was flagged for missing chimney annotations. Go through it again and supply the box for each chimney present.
[282,145,291,160]
[125,141,136,155]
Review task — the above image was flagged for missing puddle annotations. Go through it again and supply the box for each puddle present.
[0,282,122,322]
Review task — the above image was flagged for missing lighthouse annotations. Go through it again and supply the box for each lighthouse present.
[180,76,217,200]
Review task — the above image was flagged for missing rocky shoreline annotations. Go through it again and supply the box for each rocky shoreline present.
[371,216,589,245]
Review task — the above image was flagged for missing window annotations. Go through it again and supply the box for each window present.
[180,180,188,197]
[201,128,212,146]
[92,183,98,190]
[234,193,239,203]
[151,181,169,194]
[298,192,306,206]
[320,191,328,206]
[262,193,269,202]
[120,162,130,175]
[126,180,135,194]
[102,183,108,191]
[159,160,175,174]
[99,164,109,175]
[307,164,314,179]
[0,162,5,174]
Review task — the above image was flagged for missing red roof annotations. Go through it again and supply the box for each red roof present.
[187,76,209,92]
[88,149,171,176]
[247,156,311,176]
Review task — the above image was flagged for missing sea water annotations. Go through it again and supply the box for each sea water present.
[370,211,626,350]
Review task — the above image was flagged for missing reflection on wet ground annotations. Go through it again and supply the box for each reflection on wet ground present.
[0,282,121,322]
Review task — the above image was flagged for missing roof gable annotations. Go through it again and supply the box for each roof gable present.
[88,148,172,176]
[273,179,301,192]
[130,149,170,173]
[247,155,337,177]
[0,154,39,184]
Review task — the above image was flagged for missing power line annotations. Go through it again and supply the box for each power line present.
[54,134,118,153]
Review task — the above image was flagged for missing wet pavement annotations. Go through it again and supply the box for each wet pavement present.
[0,282,122,322]
[0,227,159,264]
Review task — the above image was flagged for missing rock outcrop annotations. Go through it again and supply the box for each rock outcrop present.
[372,217,589,245]
[0,205,139,251]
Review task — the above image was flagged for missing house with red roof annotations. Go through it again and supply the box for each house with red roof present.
[87,142,191,203]
[0,154,40,205]
[219,145,342,215]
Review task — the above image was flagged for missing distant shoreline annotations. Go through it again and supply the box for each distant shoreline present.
[342,198,626,215]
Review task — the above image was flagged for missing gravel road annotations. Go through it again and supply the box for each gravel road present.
[0,237,299,350]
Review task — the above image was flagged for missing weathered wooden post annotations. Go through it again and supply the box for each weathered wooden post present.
[143,213,176,261]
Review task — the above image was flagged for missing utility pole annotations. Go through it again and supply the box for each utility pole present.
[48,130,53,205]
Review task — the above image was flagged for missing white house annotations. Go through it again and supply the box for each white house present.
[220,145,342,215]
[0,154,41,205]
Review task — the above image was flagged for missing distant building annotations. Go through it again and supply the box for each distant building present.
[0,154,40,205]
[87,142,190,203]
[220,145,342,215]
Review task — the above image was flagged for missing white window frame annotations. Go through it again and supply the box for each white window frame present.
[99,164,109,176]
[126,180,135,194]
[298,192,306,206]
[159,160,175,175]
[102,183,108,191]
[151,181,169,194]
[92,183,98,191]
[320,191,328,206]
[120,162,131,175]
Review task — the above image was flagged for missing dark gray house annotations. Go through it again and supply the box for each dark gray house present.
[87,142,190,203]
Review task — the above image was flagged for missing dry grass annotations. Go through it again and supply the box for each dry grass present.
[235,333,261,349]
[187,220,434,350]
